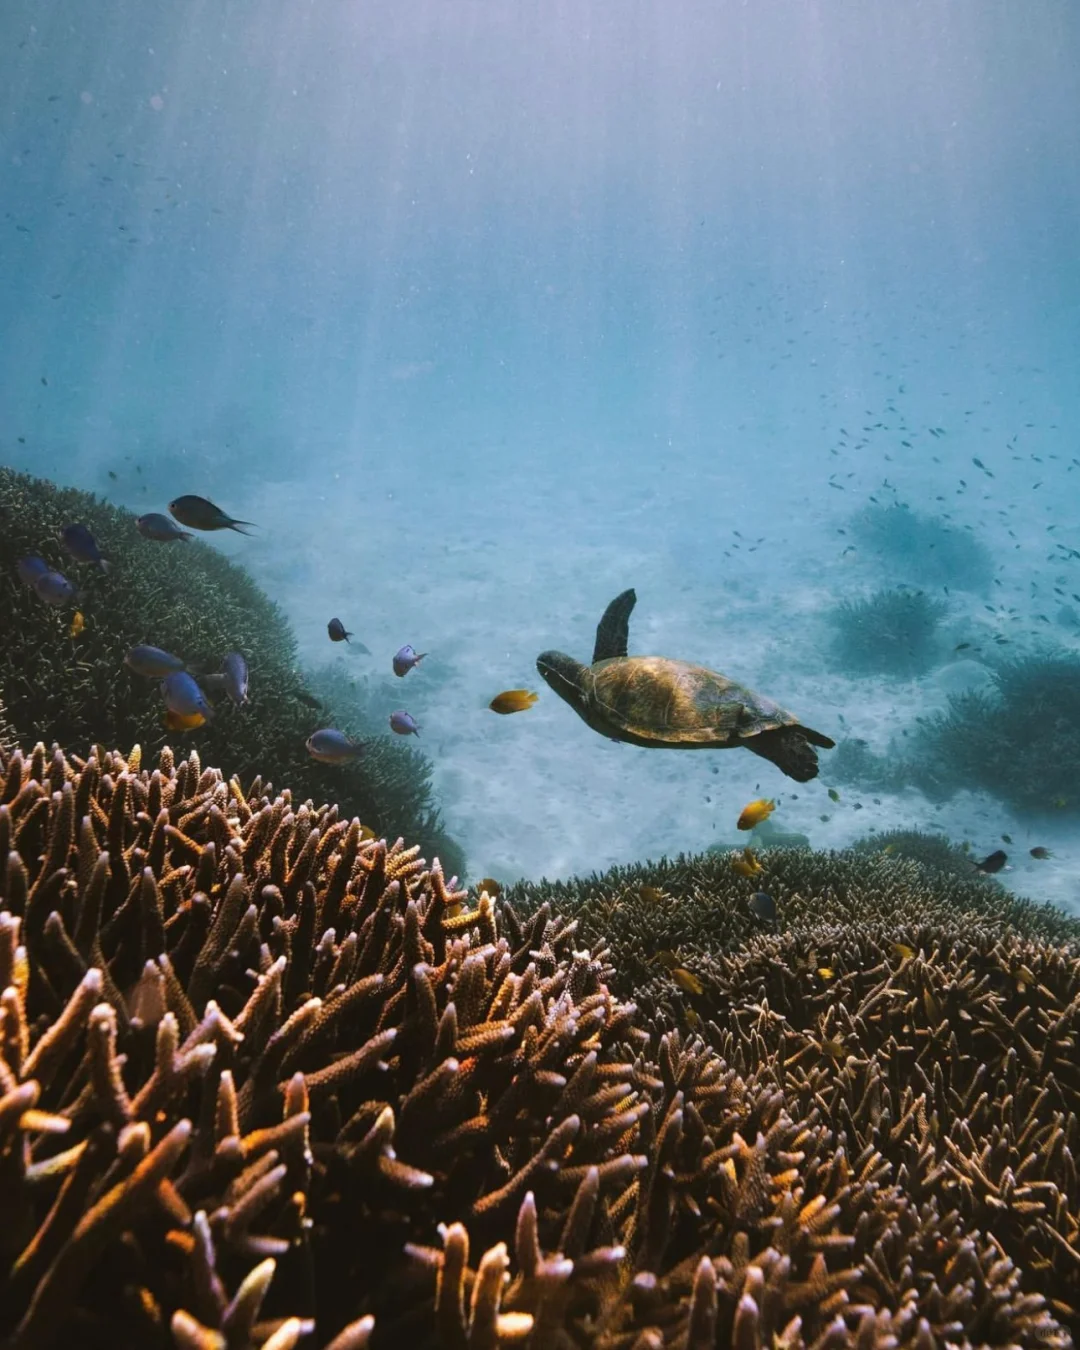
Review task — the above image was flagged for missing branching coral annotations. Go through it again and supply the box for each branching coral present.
[848,828,979,880]
[1,744,1075,1347]
[849,502,993,594]
[0,466,462,871]
[827,589,946,678]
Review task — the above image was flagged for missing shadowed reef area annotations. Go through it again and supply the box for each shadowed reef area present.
[1,742,1080,1348]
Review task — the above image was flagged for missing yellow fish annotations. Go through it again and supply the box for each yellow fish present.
[358,824,377,842]
[737,798,776,831]
[891,942,915,962]
[489,689,539,715]
[639,884,667,902]
[162,709,206,731]
[684,1007,704,1032]
[671,968,703,996]
[68,610,85,639]
[731,851,764,879]
[827,788,840,803]
[822,1037,845,1060]
[817,967,835,981]
[653,950,682,971]
[476,877,503,897]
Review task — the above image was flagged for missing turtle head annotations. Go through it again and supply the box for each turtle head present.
[536,650,592,719]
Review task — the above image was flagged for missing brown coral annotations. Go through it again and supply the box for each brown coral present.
[0,744,1074,1348]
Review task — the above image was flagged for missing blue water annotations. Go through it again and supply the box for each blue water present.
[2,1,1079,896]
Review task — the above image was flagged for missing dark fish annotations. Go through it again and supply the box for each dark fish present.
[16,556,49,588]
[62,523,109,571]
[222,651,249,706]
[306,728,363,763]
[168,495,256,535]
[137,512,192,542]
[125,645,187,678]
[328,617,352,643]
[393,644,427,677]
[161,671,213,721]
[389,710,420,736]
[33,570,77,606]
[973,849,1007,874]
[1029,846,1053,860]
[749,891,777,921]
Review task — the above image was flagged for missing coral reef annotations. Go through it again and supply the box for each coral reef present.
[3,744,1077,1348]
[900,650,1080,815]
[849,501,994,593]
[848,827,979,879]
[827,589,946,678]
[0,467,461,872]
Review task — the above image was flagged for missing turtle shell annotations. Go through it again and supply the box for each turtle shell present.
[590,655,799,747]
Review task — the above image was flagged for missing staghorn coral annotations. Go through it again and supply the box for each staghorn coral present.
[849,501,993,594]
[827,589,946,679]
[1,743,1075,1348]
[0,466,462,872]
[848,828,979,880]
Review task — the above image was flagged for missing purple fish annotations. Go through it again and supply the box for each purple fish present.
[393,644,427,678]
[137,512,192,542]
[16,556,49,588]
[161,671,213,721]
[328,617,353,643]
[62,523,109,571]
[389,710,420,736]
[222,651,249,706]
[306,728,363,763]
[33,570,77,606]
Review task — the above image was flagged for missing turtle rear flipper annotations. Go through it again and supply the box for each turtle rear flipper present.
[745,727,824,782]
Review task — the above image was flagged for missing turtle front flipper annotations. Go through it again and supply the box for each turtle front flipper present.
[745,727,830,782]
[593,588,637,662]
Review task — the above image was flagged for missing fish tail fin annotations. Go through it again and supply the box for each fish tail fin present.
[228,520,258,536]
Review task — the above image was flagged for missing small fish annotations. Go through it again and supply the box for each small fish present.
[882,844,896,855]
[821,1038,845,1060]
[653,950,682,970]
[393,644,427,677]
[891,942,915,962]
[161,671,214,722]
[476,877,502,897]
[389,710,420,736]
[358,824,377,842]
[1001,834,1013,844]
[973,849,1008,874]
[33,570,77,606]
[737,798,775,831]
[1053,797,1069,808]
[684,1007,704,1032]
[68,610,85,639]
[1030,846,1053,860]
[136,512,192,542]
[671,968,703,996]
[169,495,256,535]
[749,891,776,921]
[61,523,109,571]
[817,967,836,981]
[16,555,49,588]
[222,651,249,706]
[827,788,840,803]
[639,884,667,903]
[489,689,539,715]
[306,728,363,764]
[126,645,187,678]
[292,689,322,709]
[162,709,206,731]
[328,618,353,643]
[954,642,971,652]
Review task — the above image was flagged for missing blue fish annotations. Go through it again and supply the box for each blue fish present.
[16,556,49,588]
[33,570,77,606]
[137,513,192,542]
[161,671,213,721]
[306,728,363,764]
[125,645,187,678]
[389,710,420,736]
[393,644,427,678]
[222,651,249,706]
[62,523,109,571]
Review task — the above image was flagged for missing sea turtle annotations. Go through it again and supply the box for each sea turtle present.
[537,588,835,782]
